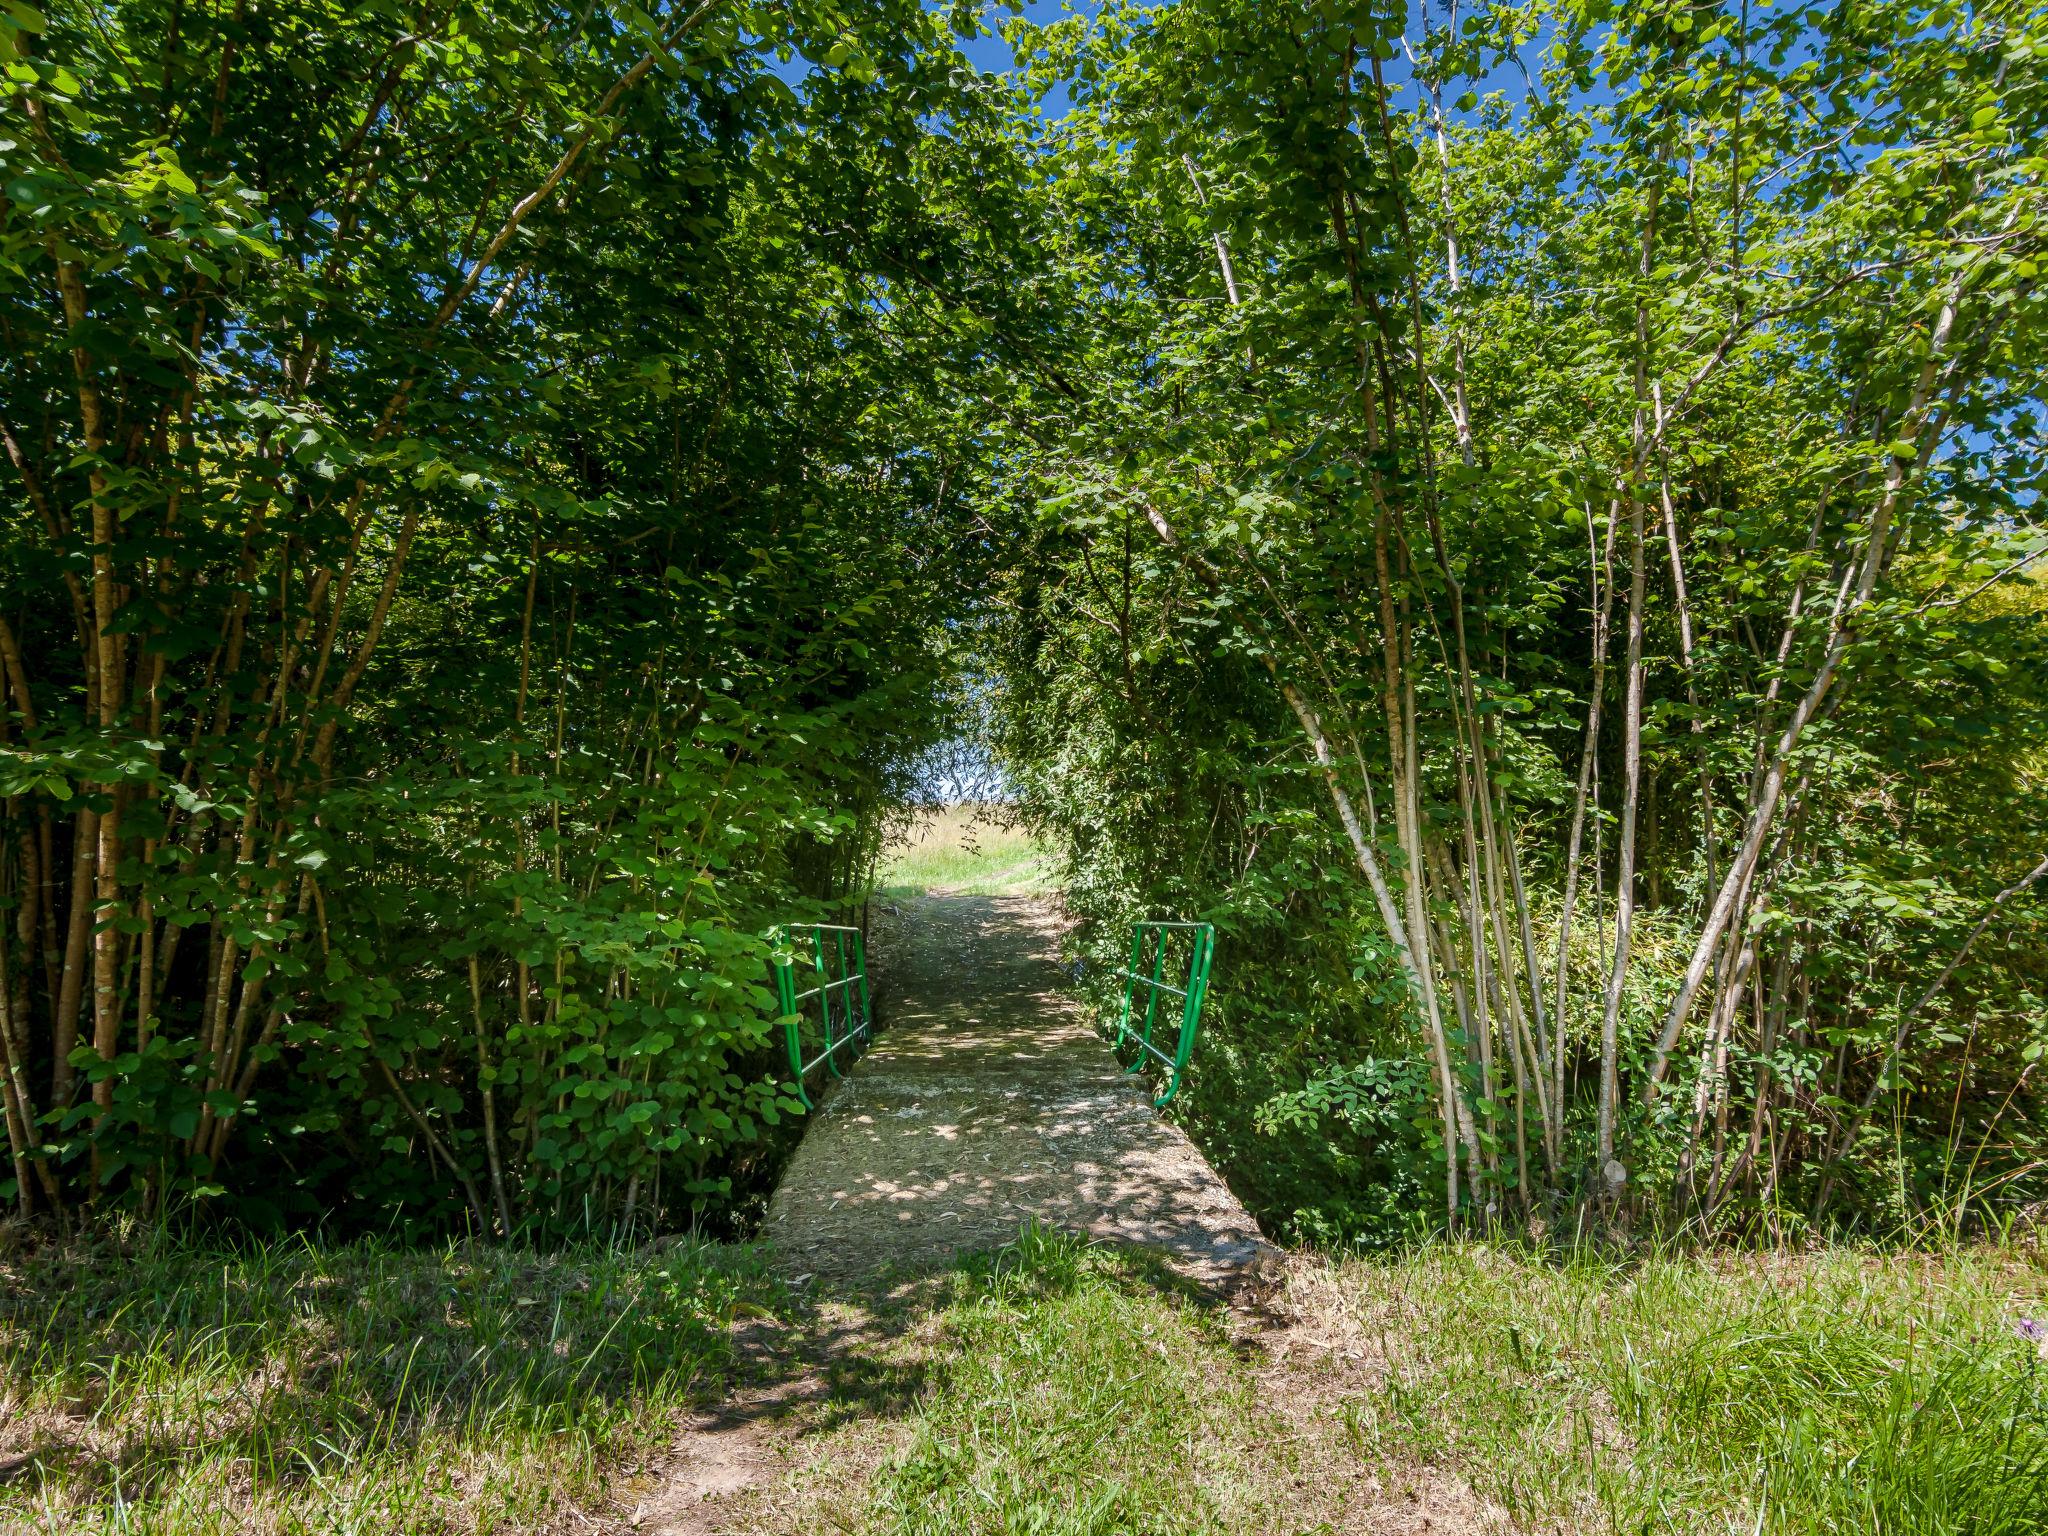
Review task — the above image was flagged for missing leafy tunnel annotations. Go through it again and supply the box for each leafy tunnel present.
[1,0,2044,1246]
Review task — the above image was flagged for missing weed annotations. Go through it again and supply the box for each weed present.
[0,1231,781,1535]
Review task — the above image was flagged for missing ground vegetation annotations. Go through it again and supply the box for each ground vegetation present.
[980,0,2048,1241]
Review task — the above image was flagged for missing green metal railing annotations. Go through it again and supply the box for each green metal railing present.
[1112,920,1216,1106]
[772,923,873,1109]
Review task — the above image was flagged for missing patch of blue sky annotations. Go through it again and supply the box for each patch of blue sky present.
[760,2,1086,110]
[959,0,1089,116]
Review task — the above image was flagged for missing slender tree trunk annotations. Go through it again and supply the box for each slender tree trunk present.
[1597,478,1650,1198]
[377,1058,491,1233]
[0,905,38,1214]
[1554,494,1619,1131]
[1648,275,1971,1092]
[1502,805,1559,1170]
[469,955,514,1236]
[52,807,95,1110]
[1651,432,1717,902]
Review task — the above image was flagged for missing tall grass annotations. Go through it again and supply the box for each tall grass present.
[8,1225,2043,1533]
[0,1231,780,1535]
[875,804,1049,896]
[1308,1240,2048,1533]
[793,1232,2048,1535]
[844,1228,1286,1536]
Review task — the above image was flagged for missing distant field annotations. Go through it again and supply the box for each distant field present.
[875,803,1050,895]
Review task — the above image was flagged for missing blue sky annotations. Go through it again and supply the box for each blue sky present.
[765,0,1081,100]
[956,0,1078,74]
[761,2,1540,140]
[949,0,1432,115]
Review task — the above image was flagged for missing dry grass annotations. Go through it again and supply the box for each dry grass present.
[874,805,1049,896]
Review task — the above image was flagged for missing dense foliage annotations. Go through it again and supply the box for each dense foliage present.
[0,0,1026,1230]
[4,0,2045,1244]
[985,0,2048,1241]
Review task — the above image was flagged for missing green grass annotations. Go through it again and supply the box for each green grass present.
[1303,1240,2048,1533]
[875,804,1050,896]
[787,1231,2048,1535]
[867,1240,1268,1534]
[798,1228,1297,1536]
[8,1226,2045,1533]
[0,1230,782,1535]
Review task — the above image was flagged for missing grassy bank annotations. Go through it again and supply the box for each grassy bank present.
[0,1233,781,1535]
[1300,1241,2048,1533]
[776,1232,2048,1535]
[875,805,1049,897]
[5,1228,2045,1533]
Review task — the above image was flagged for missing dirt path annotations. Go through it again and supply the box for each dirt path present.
[758,891,1274,1290]
[637,891,1287,1535]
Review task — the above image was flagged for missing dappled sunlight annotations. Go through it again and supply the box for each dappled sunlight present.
[763,891,1274,1292]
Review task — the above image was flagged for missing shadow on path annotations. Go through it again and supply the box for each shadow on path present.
[640,891,1279,1534]
[760,892,1273,1291]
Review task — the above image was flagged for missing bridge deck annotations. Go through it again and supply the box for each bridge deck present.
[761,892,1272,1290]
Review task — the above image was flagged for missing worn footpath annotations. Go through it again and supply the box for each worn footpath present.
[634,891,1514,1536]
[759,891,1274,1290]
[636,891,1284,1535]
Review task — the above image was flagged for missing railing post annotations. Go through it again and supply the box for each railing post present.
[1110,920,1215,1107]
[1116,921,1144,1055]
[776,922,873,1108]
[1130,924,1167,1076]
[815,927,843,1078]
[1160,926,1214,1106]
[775,931,813,1109]
[852,926,873,1045]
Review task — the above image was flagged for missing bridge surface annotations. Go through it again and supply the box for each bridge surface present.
[761,891,1272,1290]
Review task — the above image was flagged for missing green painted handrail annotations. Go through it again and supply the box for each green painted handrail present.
[772,922,873,1109]
[1112,920,1215,1106]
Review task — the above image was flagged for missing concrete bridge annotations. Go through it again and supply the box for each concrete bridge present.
[762,892,1272,1292]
